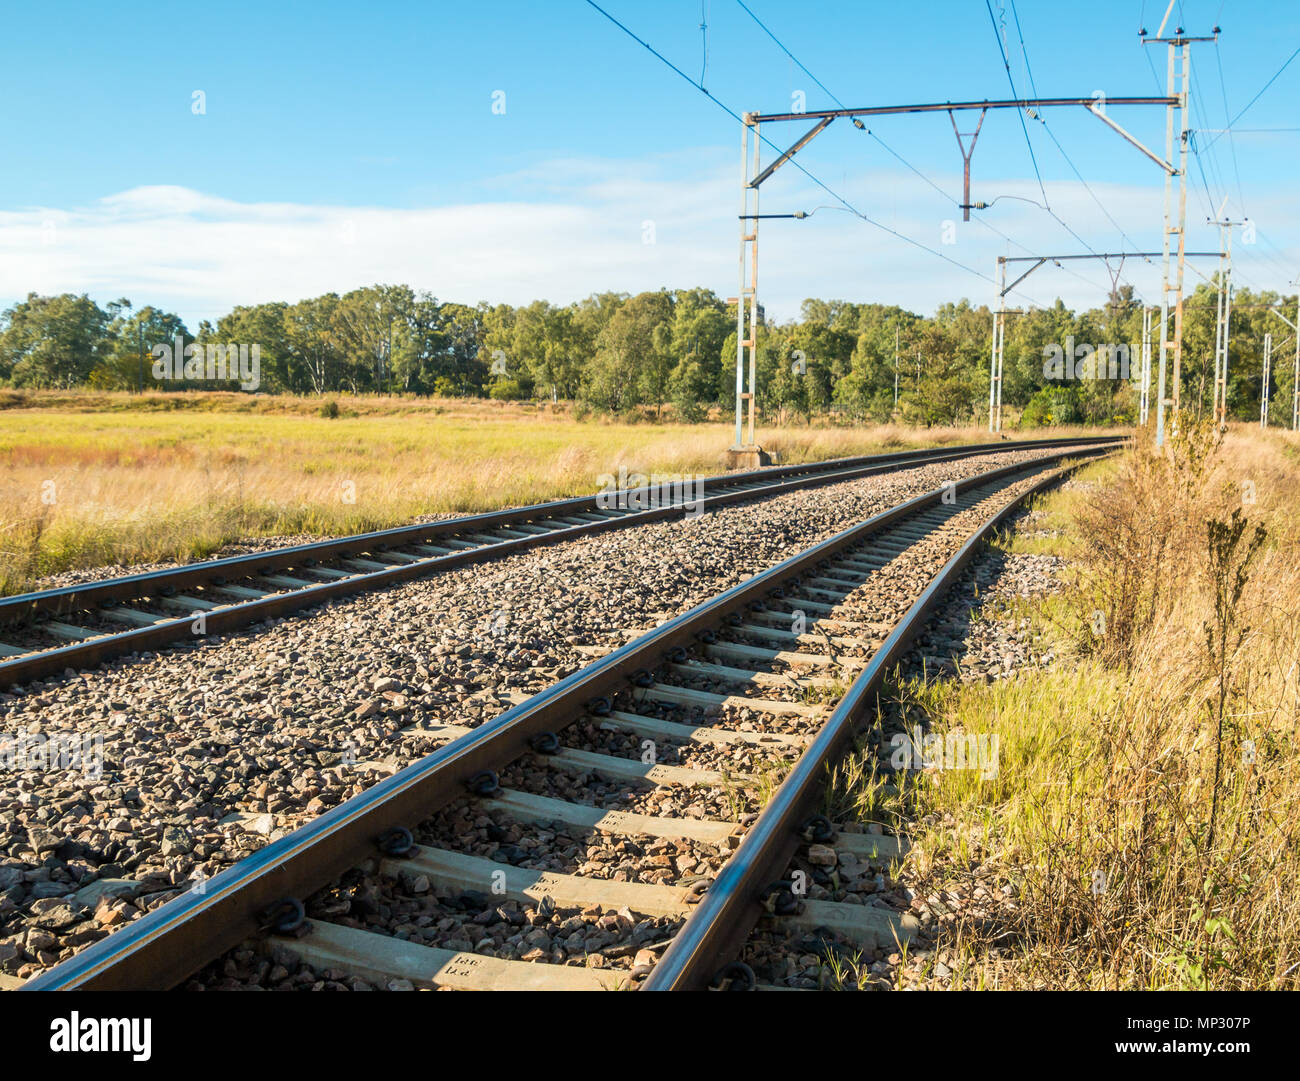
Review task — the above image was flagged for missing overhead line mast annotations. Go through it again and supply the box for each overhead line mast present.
[1141,14,1221,445]
[987,252,1222,432]
[734,94,1177,452]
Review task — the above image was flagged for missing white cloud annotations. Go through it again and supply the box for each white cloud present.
[0,153,1291,329]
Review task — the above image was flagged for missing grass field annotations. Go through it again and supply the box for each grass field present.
[834,425,1300,989]
[0,390,1107,595]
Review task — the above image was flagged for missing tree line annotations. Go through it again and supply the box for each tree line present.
[1,281,1294,426]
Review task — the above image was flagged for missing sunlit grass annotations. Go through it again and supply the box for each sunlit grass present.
[0,390,1106,594]
[843,424,1300,990]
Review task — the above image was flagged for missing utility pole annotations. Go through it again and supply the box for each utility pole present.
[1211,238,1225,421]
[1264,290,1300,431]
[1140,306,1152,424]
[731,112,766,464]
[1143,19,1220,445]
[1208,213,1240,425]
[893,324,899,410]
[1294,296,1300,431]
[1261,332,1272,429]
[989,258,1007,432]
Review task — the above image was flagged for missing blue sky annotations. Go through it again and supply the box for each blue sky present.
[1,0,1296,326]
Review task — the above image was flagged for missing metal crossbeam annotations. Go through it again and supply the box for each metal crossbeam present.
[750,97,1175,123]
[729,41,1210,449]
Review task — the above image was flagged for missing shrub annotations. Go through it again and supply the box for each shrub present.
[488,378,529,401]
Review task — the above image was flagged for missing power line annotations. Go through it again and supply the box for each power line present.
[1213,40,1247,214]
[1188,131,1222,219]
[1202,43,1300,151]
[585,0,1030,298]
[1194,127,1300,133]
[1189,60,1230,210]
[986,0,1050,209]
[998,1,1155,301]
[735,0,1079,299]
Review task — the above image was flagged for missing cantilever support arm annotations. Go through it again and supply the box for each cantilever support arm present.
[1267,307,1298,332]
[1001,257,1047,298]
[1088,105,1176,174]
[750,117,834,188]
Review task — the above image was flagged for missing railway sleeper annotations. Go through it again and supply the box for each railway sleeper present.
[266,919,625,991]
[482,788,740,844]
[39,620,100,642]
[596,706,810,746]
[666,659,838,692]
[727,623,864,651]
[703,641,845,669]
[259,574,318,589]
[99,606,172,628]
[372,849,918,952]
[415,722,745,787]
[632,682,824,718]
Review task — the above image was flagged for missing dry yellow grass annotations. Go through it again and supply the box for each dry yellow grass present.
[861,423,1300,989]
[0,390,1106,595]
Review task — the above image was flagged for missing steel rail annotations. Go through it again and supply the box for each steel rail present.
[18,443,1117,991]
[0,436,1119,690]
[641,457,1101,989]
[0,435,1108,622]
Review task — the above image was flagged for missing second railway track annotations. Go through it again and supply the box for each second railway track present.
[0,436,1116,690]
[19,442,1116,991]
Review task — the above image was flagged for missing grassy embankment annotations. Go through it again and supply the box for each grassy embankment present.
[0,389,1105,595]
[830,423,1300,989]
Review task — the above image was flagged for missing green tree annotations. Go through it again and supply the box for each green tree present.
[88,302,190,391]
[0,293,112,387]
[584,291,674,414]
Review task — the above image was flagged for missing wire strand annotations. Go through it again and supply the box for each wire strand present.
[585,0,1021,295]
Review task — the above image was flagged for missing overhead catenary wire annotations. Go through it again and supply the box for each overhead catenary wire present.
[986,1,1051,213]
[584,0,1042,303]
[987,2,1155,303]
[1007,0,1155,275]
[1202,43,1300,151]
[592,1,1284,320]
[734,0,1127,306]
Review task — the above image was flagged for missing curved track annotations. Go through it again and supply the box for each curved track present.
[19,442,1115,991]
[0,436,1117,690]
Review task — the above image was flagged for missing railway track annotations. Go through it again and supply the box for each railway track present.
[0,436,1117,690]
[18,442,1116,991]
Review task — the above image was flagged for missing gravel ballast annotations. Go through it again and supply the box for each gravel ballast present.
[740,504,1076,990]
[0,448,1094,981]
